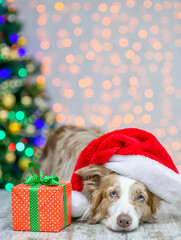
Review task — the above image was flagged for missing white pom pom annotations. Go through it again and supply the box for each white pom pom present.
[71,191,88,217]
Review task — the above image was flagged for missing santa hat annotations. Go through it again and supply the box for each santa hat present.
[71,128,181,217]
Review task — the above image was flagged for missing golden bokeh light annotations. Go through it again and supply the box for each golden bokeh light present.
[64,89,74,98]
[111,54,121,65]
[172,142,181,151]
[102,17,111,26]
[54,2,64,11]
[73,27,83,37]
[86,51,95,60]
[133,105,143,115]
[84,88,94,98]
[36,4,46,13]
[144,89,154,98]
[138,30,148,39]
[123,114,134,124]
[53,103,62,113]
[65,54,75,64]
[143,0,152,8]
[79,77,93,88]
[75,116,85,127]
[142,114,151,124]
[102,28,112,39]
[119,38,129,48]
[52,78,61,87]
[72,15,81,24]
[56,114,65,123]
[40,41,49,50]
[110,4,120,14]
[145,102,154,111]
[22,0,181,165]
[126,0,135,8]
[36,75,46,85]
[118,26,128,34]
[62,38,72,48]
[112,77,122,86]
[112,115,122,128]
[72,2,81,11]
[143,14,152,22]
[102,80,112,90]
[132,42,142,51]
[98,3,108,12]
[125,50,135,59]
[154,3,163,12]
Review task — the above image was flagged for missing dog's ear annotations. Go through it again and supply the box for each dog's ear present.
[149,191,162,215]
[75,164,112,194]
[76,164,113,223]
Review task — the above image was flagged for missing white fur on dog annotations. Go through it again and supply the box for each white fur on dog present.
[104,154,181,204]
[71,191,88,217]
[104,175,139,231]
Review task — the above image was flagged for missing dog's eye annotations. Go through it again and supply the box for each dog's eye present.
[110,191,117,197]
[137,195,144,201]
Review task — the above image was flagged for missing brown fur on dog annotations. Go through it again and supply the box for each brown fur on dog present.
[39,125,104,181]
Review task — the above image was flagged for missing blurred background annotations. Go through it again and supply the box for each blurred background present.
[0,0,181,189]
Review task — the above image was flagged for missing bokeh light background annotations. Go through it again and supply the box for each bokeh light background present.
[9,0,181,165]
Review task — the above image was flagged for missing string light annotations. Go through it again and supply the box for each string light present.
[8,143,16,151]
[5,182,14,192]
[16,111,25,120]
[17,48,26,57]
[0,130,6,140]
[0,16,4,24]
[25,147,34,157]
[34,136,45,146]
[18,68,27,77]
[0,69,10,79]
[10,34,18,43]
[16,142,25,151]
[34,119,44,129]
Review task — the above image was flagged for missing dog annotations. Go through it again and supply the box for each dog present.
[38,125,161,232]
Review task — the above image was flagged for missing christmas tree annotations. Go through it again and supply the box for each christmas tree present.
[0,2,55,191]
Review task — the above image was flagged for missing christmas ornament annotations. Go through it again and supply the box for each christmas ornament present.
[5,152,16,163]
[18,156,31,170]
[21,95,32,107]
[8,122,21,135]
[25,125,35,135]
[0,110,8,122]
[2,94,16,110]
[71,128,181,217]
[17,36,27,46]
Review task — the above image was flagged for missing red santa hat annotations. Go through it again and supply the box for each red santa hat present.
[71,128,181,217]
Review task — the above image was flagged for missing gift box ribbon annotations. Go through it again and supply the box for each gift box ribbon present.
[23,162,67,231]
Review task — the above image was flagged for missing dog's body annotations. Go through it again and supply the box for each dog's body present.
[39,125,104,181]
[38,125,161,231]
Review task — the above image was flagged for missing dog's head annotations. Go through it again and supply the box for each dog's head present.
[76,164,162,232]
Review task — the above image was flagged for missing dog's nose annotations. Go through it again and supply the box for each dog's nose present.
[117,214,132,228]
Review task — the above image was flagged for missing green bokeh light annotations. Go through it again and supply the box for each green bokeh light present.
[16,111,25,120]
[25,147,34,157]
[8,111,16,120]
[18,68,27,77]
[0,130,6,140]
[16,142,25,151]
[5,182,14,192]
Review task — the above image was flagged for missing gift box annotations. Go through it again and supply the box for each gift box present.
[11,162,72,232]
